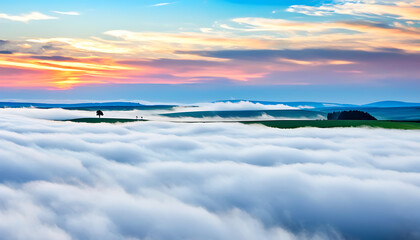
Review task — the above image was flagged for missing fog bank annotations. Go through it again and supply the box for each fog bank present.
[0,109,419,239]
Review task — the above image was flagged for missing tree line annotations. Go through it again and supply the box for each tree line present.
[327,110,377,120]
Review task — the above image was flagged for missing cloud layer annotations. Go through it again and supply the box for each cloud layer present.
[0,101,322,122]
[0,109,420,239]
[287,0,420,20]
[0,12,57,23]
[0,0,418,89]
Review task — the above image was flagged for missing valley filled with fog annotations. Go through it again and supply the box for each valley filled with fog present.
[0,101,324,122]
[0,108,419,239]
[2,100,420,122]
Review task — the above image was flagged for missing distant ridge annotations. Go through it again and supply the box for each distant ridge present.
[1,100,419,109]
[362,101,420,108]
[0,101,142,108]
[215,100,420,109]
[214,100,357,108]
[0,102,176,110]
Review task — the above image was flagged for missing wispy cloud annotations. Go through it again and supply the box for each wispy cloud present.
[287,0,420,21]
[222,17,420,52]
[0,12,57,23]
[151,2,172,7]
[52,11,80,16]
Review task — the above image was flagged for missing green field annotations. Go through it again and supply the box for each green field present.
[67,118,146,123]
[161,109,325,119]
[66,118,420,129]
[243,120,420,130]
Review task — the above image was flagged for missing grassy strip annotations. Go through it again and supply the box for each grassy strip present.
[67,118,147,123]
[65,118,420,129]
[242,120,420,130]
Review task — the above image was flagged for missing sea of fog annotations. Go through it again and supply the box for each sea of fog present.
[0,101,325,122]
[2,100,419,121]
[0,108,420,240]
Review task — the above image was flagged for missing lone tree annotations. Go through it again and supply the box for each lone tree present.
[96,110,104,118]
[327,110,377,120]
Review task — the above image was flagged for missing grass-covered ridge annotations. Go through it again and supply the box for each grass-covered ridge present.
[160,109,325,119]
[66,118,420,129]
[67,118,147,123]
[244,120,420,130]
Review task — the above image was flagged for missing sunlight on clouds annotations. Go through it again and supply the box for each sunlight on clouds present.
[0,54,153,89]
[37,60,134,71]
[104,30,276,50]
[287,0,420,21]
[277,58,354,66]
[0,60,80,72]
[26,33,277,60]
[0,51,272,88]
[227,17,420,52]
[28,38,133,54]
[172,68,268,81]
[0,12,57,22]
[0,0,418,89]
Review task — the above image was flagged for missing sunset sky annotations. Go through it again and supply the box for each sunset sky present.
[1,0,419,103]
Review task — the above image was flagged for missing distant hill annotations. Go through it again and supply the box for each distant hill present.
[161,109,326,119]
[214,100,357,109]
[215,100,420,109]
[327,110,377,120]
[362,101,420,108]
[2,100,419,110]
[0,101,141,108]
[0,102,176,110]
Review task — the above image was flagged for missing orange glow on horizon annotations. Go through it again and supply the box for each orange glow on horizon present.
[0,53,271,89]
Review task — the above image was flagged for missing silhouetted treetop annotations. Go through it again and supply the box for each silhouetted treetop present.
[327,110,377,120]
[96,110,104,118]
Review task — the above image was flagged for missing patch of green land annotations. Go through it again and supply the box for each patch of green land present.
[161,109,325,119]
[67,118,147,123]
[65,118,420,129]
[243,120,420,130]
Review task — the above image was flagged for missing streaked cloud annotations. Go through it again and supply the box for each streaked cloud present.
[224,17,420,52]
[287,0,420,21]
[0,53,145,89]
[0,52,271,88]
[151,2,172,7]
[103,30,276,51]
[0,12,57,23]
[52,11,80,16]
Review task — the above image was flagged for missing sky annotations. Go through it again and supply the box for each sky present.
[0,0,419,103]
